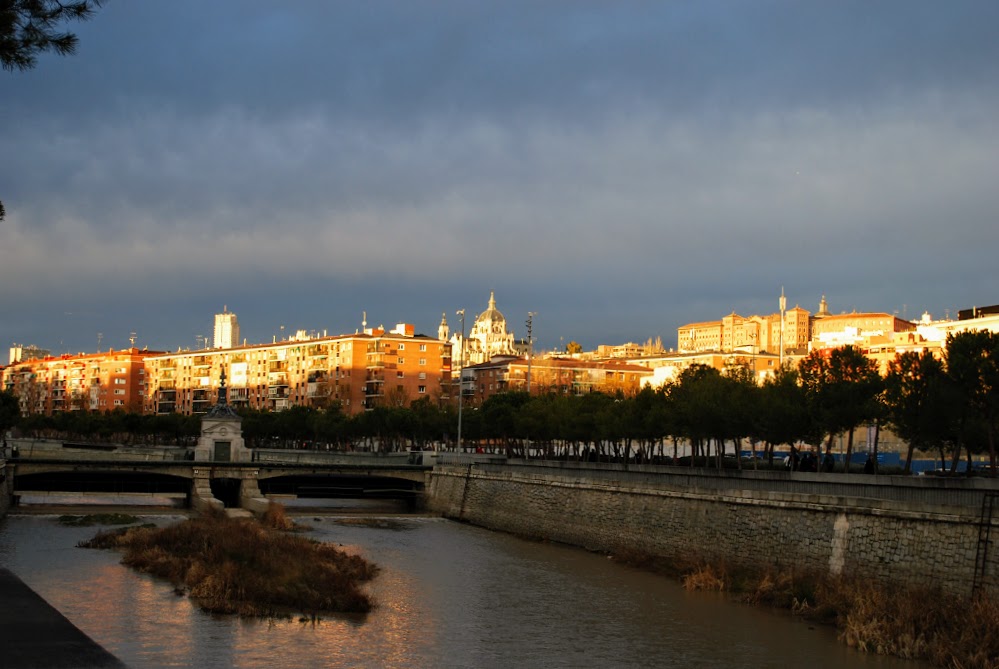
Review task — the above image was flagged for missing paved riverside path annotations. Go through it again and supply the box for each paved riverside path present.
[0,568,126,668]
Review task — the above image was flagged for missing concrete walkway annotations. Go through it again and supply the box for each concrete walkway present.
[0,568,126,668]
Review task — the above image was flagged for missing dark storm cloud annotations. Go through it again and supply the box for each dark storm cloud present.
[2,1,998,353]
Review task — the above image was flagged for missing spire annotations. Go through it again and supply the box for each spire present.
[817,294,830,317]
[488,291,496,310]
[438,312,449,341]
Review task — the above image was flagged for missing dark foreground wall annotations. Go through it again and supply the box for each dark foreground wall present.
[0,568,126,668]
[427,462,999,598]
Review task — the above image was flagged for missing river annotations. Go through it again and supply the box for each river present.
[0,500,919,669]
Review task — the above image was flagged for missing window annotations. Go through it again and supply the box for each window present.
[397,371,404,378]
[115,367,127,374]
[398,344,405,350]
[419,358,426,366]
[419,344,427,352]
[419,372,426,380]
[418,386,426,394]
[398,357,405,364]
[114,389,126,395]
[114,399,123,406]
[114,378,127,385]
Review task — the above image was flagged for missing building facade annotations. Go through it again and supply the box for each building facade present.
[1,348,158,415]
[462,356,654,404]
[213,307,240,349]
[678,295,910,357]
[145,324,452,416]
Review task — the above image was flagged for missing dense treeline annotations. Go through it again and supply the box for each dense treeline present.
[3,331,997,475]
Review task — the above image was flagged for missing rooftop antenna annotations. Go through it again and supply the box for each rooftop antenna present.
[362,311,367,330]
[97,332,103,350]
[129,332,137,347]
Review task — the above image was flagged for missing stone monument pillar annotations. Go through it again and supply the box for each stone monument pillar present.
[194,370,250,462]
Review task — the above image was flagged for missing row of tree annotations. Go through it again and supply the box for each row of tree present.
[3,331,997,475]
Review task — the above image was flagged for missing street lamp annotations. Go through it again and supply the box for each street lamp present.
[456,309,466,453]
[525,312,536,394]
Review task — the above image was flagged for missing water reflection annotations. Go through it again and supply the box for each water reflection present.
[0,512,922,669]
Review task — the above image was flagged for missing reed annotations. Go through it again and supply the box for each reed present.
[80,509,378,617]
[612,548,999,668]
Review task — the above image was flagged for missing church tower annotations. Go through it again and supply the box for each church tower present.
[438,312,450,341]
[816,295,831,318]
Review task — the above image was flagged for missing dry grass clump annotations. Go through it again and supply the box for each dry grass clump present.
[816,577,999,668]
[682,563,727,592]
[80,511,378,617]
[260,502,296,531]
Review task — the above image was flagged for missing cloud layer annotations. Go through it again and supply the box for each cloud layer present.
[2,1,998,353]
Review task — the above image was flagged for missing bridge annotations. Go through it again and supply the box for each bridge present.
[6,443,433,514]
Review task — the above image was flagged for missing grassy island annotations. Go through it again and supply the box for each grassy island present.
[80,507,378,617]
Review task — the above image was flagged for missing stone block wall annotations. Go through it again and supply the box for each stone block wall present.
[427,464,998,597]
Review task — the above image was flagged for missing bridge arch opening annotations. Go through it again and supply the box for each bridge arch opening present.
[209,478,242,508]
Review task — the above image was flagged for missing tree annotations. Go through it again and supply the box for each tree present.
[885,351,956,474]
[799,346,882,472]
[2,0,103,225]
[752,366,813,467]
[944,330,999,475]
[1,0,103,71]
[566,341,583,355]
[0,388,21,440]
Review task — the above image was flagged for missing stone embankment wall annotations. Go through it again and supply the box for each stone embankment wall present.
[427,462,999,597]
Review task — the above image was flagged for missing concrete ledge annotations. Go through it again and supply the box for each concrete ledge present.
[0,568,126,668]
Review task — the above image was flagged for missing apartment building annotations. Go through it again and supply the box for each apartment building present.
[145,324,452,415]
[462,356,654,404]
[1,348,158,415]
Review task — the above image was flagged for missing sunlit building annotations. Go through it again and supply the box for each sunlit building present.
[145,324,452,415]
[1,348,159,415]
[678,295,912,357]
[445,292,527,371]
[213,307,240,349]
[8,344,50,366]
[462,356,654,404]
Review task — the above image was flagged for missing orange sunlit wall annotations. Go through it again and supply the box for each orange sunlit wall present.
[144,328,452,416]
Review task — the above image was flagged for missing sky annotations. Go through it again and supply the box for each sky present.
[2,1,998,356]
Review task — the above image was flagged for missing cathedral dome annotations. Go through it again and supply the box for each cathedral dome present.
[475,291,506,328]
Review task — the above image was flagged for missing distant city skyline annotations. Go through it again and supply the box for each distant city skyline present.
[5,288,985,360]
[3,2,998,357]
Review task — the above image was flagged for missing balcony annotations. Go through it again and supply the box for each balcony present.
[307,382,328,397]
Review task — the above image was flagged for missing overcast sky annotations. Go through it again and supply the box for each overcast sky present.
[2,1,998,356]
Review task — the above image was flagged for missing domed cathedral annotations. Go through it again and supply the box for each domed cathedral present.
[444,291,522,369]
